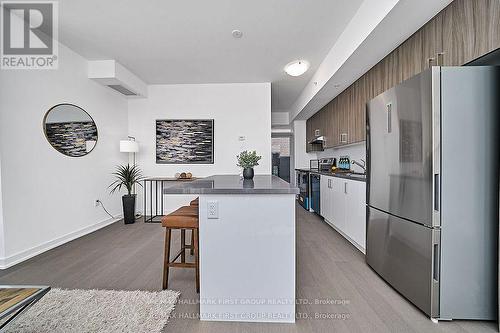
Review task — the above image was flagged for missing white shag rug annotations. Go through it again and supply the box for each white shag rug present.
[5,288,180,333]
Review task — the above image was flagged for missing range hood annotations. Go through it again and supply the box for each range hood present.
[309,136,325,144]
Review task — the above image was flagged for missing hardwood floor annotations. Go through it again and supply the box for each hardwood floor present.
[0,205,496,332]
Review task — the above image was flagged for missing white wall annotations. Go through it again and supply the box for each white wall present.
[128,83,271,213]
[317,142,366,172]
[0,43,128,268]
[0,152,5,259]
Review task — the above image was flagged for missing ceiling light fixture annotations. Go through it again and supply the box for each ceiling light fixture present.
[232,30,243,38]
[284,60,309,77]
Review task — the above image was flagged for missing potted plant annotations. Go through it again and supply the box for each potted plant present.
[236,150,262,180]
[109,164,144,224]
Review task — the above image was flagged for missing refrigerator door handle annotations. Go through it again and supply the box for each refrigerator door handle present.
[387,103,392,133]
[433,243,440,282]
[434,174,440,211]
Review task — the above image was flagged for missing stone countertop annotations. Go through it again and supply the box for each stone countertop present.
[163,175,300,195]
[295,168,366,182]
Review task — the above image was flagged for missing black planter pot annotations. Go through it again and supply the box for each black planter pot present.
[243,179,255,188]
[243,167,254,180]
[122,194,136,224]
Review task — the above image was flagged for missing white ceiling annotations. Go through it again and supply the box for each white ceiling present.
[58,0,363,112]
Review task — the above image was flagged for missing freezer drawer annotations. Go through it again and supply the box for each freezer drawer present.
[366,207,440,318]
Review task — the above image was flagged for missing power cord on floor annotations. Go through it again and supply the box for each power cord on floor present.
[97,200,115,219]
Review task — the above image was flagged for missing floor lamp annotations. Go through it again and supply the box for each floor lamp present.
[120,137,141,218]
[120,136,139,168]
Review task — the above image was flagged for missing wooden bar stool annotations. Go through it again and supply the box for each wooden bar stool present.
[162,205,199,293]
[188,197,199,254]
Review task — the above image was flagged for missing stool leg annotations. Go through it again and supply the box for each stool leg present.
[194,228,200,293]
[162,228,171,289]
[181,229,186,263]
[190,230,195,255]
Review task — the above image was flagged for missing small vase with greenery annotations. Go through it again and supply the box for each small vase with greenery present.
[236,150,262,180]
[109,164,144,224]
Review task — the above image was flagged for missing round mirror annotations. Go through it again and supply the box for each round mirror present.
[43,104,98,157]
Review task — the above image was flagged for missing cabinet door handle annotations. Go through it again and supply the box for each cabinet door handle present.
[437,52,445,66]
[427,57,436,68]
[344,182,347,194]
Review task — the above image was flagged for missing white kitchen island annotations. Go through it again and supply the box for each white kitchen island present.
[163,175,298,323]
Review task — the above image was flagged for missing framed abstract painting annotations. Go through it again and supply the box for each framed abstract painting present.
[156,119,214,164]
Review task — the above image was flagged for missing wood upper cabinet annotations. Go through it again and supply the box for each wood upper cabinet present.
[382,49,401,90]
[366,63,384,101]
[311,112,321,139]
[306,116,318,152]
[398,30,424,81]
[322,101,335,149]
[329,98,340,148]
[487,0,500,54]
[306,111,325,152]
[442,0,473,66]
[305,117,312,152]
[349,75,367,143]
[442,0,500,66]
[336,88,350,146]
[305,0,500,151]
[422,13,444,68]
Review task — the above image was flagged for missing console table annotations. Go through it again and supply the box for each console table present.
[143,177,198,223]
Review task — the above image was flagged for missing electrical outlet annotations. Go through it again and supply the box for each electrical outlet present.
[207,200,219,219]
[95,199,100,207]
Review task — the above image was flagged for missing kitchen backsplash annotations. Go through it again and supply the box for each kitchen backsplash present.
[316,142,366,172]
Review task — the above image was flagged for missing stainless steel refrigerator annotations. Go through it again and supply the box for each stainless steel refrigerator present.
[366,67,499,320]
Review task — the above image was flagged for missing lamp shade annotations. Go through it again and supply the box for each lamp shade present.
[120,140,139,153]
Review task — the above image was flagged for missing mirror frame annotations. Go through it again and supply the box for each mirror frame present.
[42,103,98,157]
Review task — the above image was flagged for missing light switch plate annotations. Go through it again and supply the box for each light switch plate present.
[207,200,219,219]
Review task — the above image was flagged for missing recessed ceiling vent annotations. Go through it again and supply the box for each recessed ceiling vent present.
[107,85,138,96]
[88,60,147,98]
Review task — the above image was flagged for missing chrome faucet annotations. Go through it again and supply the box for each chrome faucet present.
[351,159,366,173]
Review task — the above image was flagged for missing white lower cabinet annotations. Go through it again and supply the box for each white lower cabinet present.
[320,176,366,252]
[344,179,366,250]
[331,178,346,232]
[319,175,332,221]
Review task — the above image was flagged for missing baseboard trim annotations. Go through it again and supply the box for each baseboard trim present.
[324,218,366,254]
[0,215,123,269]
